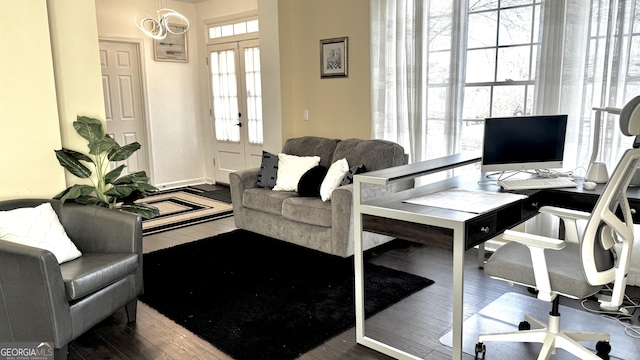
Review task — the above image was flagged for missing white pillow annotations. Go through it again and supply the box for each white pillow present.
[320,158,350,201]
[273,153,321,191]
[0,203,82,263]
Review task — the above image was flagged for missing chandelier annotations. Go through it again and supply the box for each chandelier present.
[135,8,189,40]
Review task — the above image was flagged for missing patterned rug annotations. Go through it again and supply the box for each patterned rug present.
[142,188,233,235]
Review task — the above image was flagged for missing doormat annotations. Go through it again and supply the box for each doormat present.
[142,188,233,235]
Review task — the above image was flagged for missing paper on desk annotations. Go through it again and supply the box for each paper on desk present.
[403,188,527,214]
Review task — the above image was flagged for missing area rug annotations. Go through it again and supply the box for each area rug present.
[439,292,636,359]
[141,188,233,235]
[198,187,232,204]
[140,230,434,360]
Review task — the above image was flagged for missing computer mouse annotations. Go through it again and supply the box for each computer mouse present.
[583,181,597,190]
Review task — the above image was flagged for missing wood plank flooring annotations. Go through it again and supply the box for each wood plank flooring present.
[66,199,640,359]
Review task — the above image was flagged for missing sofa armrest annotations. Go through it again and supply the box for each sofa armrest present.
[58,203,142,256]
[0,240,72,347]
[331,179,414,243]
[229,168,260,206]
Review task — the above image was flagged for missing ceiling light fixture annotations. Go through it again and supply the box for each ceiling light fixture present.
[135,7,189,40]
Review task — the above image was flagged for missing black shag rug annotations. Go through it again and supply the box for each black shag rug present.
[140,230,434,360]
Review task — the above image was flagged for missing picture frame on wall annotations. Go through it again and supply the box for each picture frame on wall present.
[320,37,348,78]
[154,24,188,62]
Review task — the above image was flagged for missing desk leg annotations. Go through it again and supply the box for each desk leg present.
[452,228,465,360]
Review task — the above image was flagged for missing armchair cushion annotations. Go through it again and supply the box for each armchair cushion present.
[60,253,139,300]
[0,202,82,263]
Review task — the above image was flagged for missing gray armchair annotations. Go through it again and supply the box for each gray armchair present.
[0,199,143,360]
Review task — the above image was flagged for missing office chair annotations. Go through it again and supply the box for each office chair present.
[475,96,640,360]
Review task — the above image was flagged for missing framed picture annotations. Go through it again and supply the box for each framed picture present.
[154,24,188,62]
[320,37,348,78]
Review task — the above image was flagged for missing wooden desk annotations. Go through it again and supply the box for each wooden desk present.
[352,154,640,360]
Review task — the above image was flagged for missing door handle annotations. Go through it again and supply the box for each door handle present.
[235,122,243,127]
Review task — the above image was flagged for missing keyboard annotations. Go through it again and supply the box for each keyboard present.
[498,177,577,190]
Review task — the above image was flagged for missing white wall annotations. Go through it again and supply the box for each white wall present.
[0,0,67,199]
[96,0,204,189]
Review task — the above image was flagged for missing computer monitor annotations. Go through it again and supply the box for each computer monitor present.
[480,114,568,173]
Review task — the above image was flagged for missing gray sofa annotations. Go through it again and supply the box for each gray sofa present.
[230,136,412,257]
[0,199,143,360]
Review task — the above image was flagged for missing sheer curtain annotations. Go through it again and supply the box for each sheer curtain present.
[371,0,640,172]
[370,0,469,163]
[536,0,638,174]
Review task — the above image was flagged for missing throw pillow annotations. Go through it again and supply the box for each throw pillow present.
[340,164,366,186]
[0,203,82,264]
[297,166,328,197]
[273,153,321,192]
[256,151,279,188]
[320,158,350,201]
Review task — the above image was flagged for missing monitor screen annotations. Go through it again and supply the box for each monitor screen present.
[481,114,568,173]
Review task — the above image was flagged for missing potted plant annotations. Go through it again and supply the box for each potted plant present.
[54,115,160,219]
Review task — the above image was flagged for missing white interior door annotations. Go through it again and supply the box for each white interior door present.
[208,39,263,184]
[99,40,150,177]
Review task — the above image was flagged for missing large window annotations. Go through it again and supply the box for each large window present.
[461,0,541,153]
[372,0,640,174]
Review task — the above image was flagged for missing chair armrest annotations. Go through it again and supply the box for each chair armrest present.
[229,168,260,203]
[0,240,72,347]
[503,229,566,250]
[502,229,565,301]
[539,205,590,220]
[58,203,142,256]
[539,206,590,244]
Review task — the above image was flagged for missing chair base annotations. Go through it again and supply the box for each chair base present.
[475,313,611,360]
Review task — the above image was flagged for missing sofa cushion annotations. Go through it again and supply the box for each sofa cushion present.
[340,164,366,186]
[60,253,139,300]
[256,151,279,188]
[298,166,328,197]
[243,188,298,215]
[282,136,340,168]
[273,153,320,191]
[320,158,350,201]
[282,197,332,227]
[332,138,407,171]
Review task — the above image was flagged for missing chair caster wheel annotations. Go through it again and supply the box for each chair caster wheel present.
[596,341,611,359]
[474,342,486,360]
[518,321,531,331]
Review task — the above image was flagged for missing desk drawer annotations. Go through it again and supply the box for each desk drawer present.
[466,213,497,248]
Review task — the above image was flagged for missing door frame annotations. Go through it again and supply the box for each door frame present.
[99,37,155,185]
[206,39,263,184]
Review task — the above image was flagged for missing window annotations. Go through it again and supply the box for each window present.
[372,0,640,174]
[208,19,258,40]
[462,0,541,153]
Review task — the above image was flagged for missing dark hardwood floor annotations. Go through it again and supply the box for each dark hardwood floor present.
[66,208,640,359]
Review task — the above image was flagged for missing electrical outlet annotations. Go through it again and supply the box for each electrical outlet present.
[303,109,309,121]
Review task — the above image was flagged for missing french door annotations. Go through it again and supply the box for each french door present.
[208,39,263,183]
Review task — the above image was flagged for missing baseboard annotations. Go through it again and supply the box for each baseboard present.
[154,178,209,191]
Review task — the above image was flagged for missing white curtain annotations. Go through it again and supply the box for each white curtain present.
[372,0,640,173]
[370,0,469,163]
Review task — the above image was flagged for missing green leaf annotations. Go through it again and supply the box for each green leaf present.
[88,136,117,156]
[108,142,140,162]
[59,184,96,203]
[121,203,160,220]
[136,182,159,192]
[55,149,93,178]
[74,116,105,144]
[112,171,149,185]
[104,184,135,198]
[104,165,126,185]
